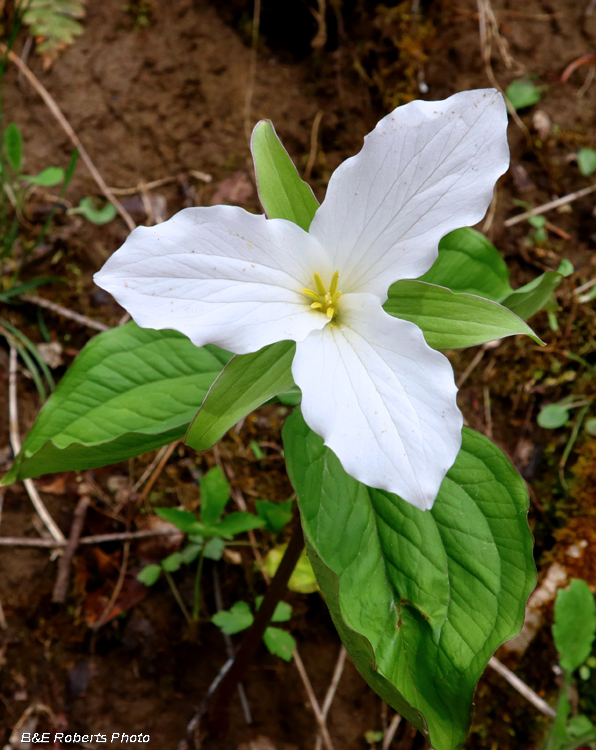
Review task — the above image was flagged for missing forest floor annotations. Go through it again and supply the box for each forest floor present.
[1,0,596,748]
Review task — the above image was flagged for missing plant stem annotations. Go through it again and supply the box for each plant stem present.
[163,570,193,626]
[193,546,206,622]
[206,522,305,732]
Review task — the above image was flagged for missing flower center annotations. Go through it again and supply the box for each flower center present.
[302,270,342,320]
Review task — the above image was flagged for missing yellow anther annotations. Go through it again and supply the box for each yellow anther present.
[329,270,339,296]
[302,270,342,321]
[314,272,326,296]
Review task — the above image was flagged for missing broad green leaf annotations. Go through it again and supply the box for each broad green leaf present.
[384,280,541,350]
[264,544,319,594]
[538,404,570,429]
[203,537,225,560]
[155,508,198,533]
[212,601,254,635]
[553,579,596,672]
[137,564,161,586]
[214,511,265,538]
[200,466,230,526]
[578,148,596,177]
[185,341,296,452]
[256,498,294,533]
[251,119,319,231]
[4,122,23,173]
[501,270,567,320]
[21,166,65,186]
[505,79,546,110]
[263,626,295,661]
[2,323,230,484]
[418,228,513,301]
[255,597,293,623]
[283,411,535,750]
[567,715,595,738]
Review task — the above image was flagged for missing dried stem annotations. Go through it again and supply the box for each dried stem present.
[52,495,89,603]
[7,344,65,543]
[504,183,596,227]
[293,647,335,750]
[0,528,182,547]
[488,656,556,717]
[91,540,131,630]
[20,294,110,332]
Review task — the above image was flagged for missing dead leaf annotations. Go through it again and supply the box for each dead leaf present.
[211,171,254,206]
[84,576,147,627]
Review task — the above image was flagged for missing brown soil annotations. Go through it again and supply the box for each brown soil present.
[1,0,596,749]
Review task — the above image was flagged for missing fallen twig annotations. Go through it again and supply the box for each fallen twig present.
[305,110,324,182]
[213,566,252,725]
[293,647,335,750]
[109,171,212,196]
[91,539,131,630]
[0,44,136,232]
[488,656,556,717]
[0,527,182,547]
[8,344,66,543]
[504,184,596,227]
[20,294,110,332]
[52,495,89,603]
[140,440,180,500]
[382,713,402,750]
[315,645,348,750]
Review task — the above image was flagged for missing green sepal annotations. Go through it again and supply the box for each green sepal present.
[185,341,296,452]
[384,280,542,349]
[251,119,319,231]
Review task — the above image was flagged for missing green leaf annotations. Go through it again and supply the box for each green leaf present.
[214,511,265,538]
[137,564,161,586]
[155,508,198,533]
[185,341,296,452]
[71,196,117,225]
[200,466,230,526]
[255,596,293,623]
[256,498,294,533]
[538,404,570,429]
[283,411,535,750]
[278,385,302,406]
[505,79,546,110]
[21,166,65,186]
[553,579,596,672]
[578,148,596,177]
[418,228,513,301]
[251,119,319,231]
[384,280,541,350]
[2,323,228,484]
[212,600,254,635]
[567,715,595,738]
[203,537,225,560]
[263,626,295,661]
[179,543,203,564]
[264,544,319,594]
[5,122,23,173]
[501,270,566,320]
[161,551,184,572]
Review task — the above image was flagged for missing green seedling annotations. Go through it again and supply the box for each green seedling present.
[212,597,296,661]
[255,497,293,534]
[137,466,264,624]
[544,579,596,750]
[69,196,117,225]
[505,78,547,110]
[577,148,596,177]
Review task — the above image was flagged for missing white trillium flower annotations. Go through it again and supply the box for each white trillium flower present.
[95,89,509,511]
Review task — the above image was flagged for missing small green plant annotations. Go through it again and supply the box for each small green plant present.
[212,598,296,661]
[577,148,596,177]
[69,196,117,225]
[544,579,596,750]
[505,78,547,110]
[21,0,87,69]
[137,466,264,623]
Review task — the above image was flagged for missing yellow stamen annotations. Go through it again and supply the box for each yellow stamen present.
[302,270,342,321]
[314,272,326,296]
[329,269,339,296]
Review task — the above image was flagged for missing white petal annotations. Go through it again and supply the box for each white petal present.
[94,205,334,354]
[292,294,463,509]
[309,89,509,299]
